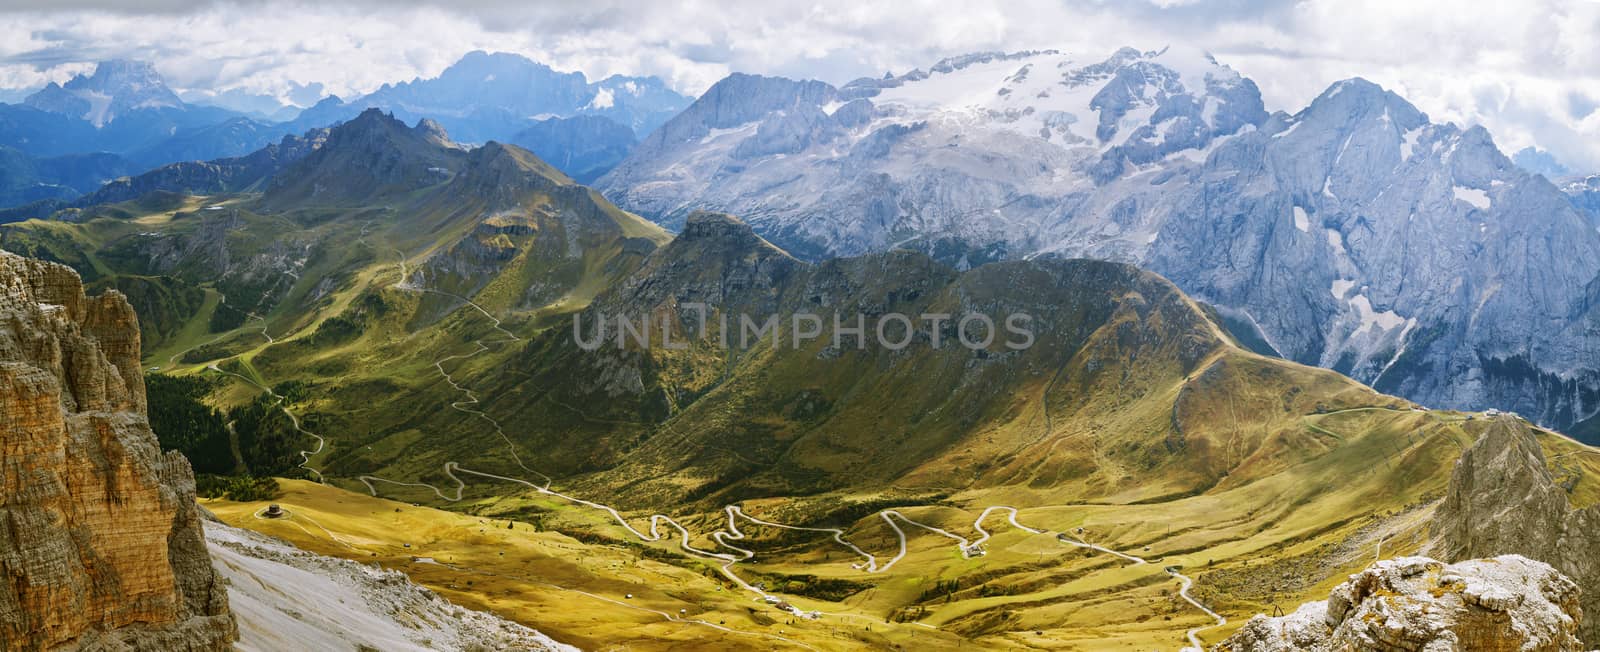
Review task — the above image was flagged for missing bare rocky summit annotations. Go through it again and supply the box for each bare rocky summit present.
[0,250,235,650]
[1218,555,1585,652]
[1428,416,1600,646]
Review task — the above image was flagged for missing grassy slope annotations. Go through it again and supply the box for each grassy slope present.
[209,480,972,651]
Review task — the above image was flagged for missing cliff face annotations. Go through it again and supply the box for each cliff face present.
[1428,416,1600,646]
[1218,555,1586,652]
[0,250,235,650]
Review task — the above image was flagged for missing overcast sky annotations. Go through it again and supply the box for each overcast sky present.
[2,0,1598,170]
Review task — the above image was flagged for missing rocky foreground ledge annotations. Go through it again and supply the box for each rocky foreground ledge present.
[1218,555,1585,651]
[206,516,575,651]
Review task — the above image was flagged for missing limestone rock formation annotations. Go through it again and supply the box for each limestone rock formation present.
[1428,415,1600,645]
[1217,555,1585,651]
[0,250,235,650]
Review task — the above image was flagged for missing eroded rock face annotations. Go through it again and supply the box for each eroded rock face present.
[1218,555,1585,652]
[1428,416,1600,646]
[0,250,235,650]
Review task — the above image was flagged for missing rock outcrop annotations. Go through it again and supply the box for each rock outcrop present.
[1218,555,1586,651]
[1428,415,1600,645]
[0,250,235,650]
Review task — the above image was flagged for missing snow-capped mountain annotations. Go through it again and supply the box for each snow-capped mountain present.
[24,60,183,127]
[599,47,1265,259]
[597,46,1600,434]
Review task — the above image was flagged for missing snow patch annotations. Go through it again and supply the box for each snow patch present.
[1293,206,1309,232]
[81,90,113,127]
[586,87,615,110]
[699,123,757,145]
[1348,294,1409,335]
[1400,126,1423,160]
[1453,185,1490,210]
[1375,317,1419,378]
[1325,228,1347,256]
[1331,279,1355,300]
[1108,104,1157,147]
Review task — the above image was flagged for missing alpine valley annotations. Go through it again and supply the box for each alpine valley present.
[3,37,1600,652]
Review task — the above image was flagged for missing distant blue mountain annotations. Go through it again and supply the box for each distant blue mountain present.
[0,60,273,168]
[510,115,637,184]
[1513,146,1571,178]
[327,51,691,140]
[275,52,689,178]
[0,146,138,207]
[0,53,690,203]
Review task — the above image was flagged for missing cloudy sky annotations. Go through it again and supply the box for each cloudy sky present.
[2,0,1598,169]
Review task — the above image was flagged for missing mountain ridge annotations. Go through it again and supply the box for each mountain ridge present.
[596,46,1600,437]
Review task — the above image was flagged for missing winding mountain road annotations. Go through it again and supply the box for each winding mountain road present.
[1175,571,1227,651]
[220,246,1226,649]
[206,362,326,483]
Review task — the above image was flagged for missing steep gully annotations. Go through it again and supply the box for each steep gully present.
[205,245,1224,648]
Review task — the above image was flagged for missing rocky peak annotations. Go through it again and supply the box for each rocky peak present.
[412,117,456,148]
[327,108,413,147]
[599,211,802,315]
[1219,555,1586,651]
[439,141,577,214]
[1428,416,1600,645]
[73,59,171,93]
[675,211,791,256]
[23,59,183,127]
[466,141,568,181]
[264,109,466,206]
[1300,78,1427,125]
[0,250,234,650]
[638,73,839,154]
[436,50,577,91]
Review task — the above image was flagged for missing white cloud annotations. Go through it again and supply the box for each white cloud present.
[1,0,1598,169]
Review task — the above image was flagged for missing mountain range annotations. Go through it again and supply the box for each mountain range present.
[596,46,1600,437]
[274,51,691,182]
[0,106,1439,507]
[7,45,1599,442]
[0,52,691,198]
[3,86,1600,649]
